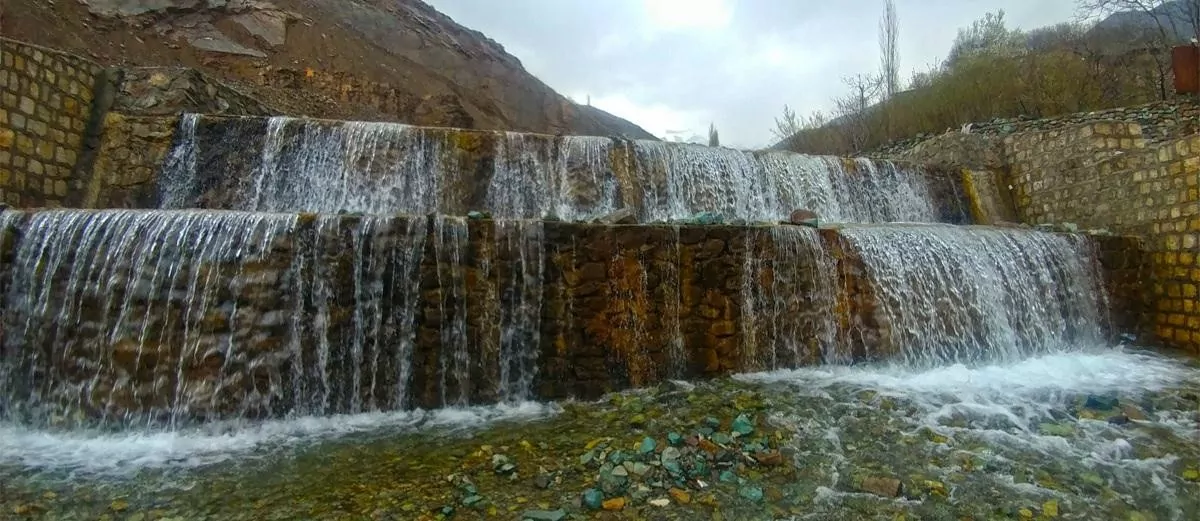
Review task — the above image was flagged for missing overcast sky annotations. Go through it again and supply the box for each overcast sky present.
[426,0,1081,148]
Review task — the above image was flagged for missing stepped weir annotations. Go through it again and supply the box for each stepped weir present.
[0,113,1148,430]
[2,34,1198,521]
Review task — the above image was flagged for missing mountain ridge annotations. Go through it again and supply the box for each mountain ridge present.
[1,0,657,139]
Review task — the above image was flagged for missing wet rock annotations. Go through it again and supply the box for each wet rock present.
[738,485,764,502]
[521,509,567,521]
[601,497,626,511]
[731,414,754,437]
[786,209,819,227]
[533,472,554,489]
[719,470,737,483]
[1107,414,1131,425]
[1085,394,1119,410]
[860,476,903,497]
[668,487,691,504]
[582,488,604,510]
[492,454,517,475]
[667,432,684,446]
[467,210,490,220]
[691,211,724,225]
[598,208,637,225]
[1037,422,1075,437]
[639,436,657,454]
[461,495,484,508]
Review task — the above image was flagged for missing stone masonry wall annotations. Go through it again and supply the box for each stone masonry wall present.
[1006,123,1199,354]
[0,210,1143,425]
[0,37,111,208]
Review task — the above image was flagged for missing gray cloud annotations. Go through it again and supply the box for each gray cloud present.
[427,0,1080,148]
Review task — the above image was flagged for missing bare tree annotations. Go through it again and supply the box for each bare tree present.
[879,0,900,98]
[1077,0,1200,98]
[835,74,883,151]
[708,123,720,147]
[770,105,802,143]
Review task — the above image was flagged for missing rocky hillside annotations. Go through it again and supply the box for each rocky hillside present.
[2,0,656,138]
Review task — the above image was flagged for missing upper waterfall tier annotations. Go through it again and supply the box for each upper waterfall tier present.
[157,115,993,223]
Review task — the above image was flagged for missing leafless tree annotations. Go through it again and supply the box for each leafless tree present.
[879,0,900,98]
[708,123,720,147]
[770,105,801,143]
[835,74,883,151]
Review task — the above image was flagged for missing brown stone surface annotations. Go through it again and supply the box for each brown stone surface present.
[0,212,1144,423]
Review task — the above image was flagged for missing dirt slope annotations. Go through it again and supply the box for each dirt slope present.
[1,0,657,138]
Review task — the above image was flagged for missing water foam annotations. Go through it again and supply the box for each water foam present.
[0,402,557,476]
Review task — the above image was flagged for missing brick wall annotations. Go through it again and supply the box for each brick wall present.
[1005,122,1199,353]
[0,37,110,207]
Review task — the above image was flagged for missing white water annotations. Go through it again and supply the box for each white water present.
[741,348,1200,519]
[0,401,557,476]
[157,115,957,223]
[839,224,1107,366]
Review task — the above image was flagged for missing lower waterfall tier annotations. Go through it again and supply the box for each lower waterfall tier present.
[0,209,1145,429]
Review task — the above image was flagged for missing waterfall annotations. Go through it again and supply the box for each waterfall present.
[0,209,299,428]
[298,215,428,415]
[242,118,447,214]
[433,216,471,406]
[633,141,941,223]
[838,225,1107,367]
[494,220,545,402]
[157,113,200,209]
[157,115,956,223]
[741,226,839,371]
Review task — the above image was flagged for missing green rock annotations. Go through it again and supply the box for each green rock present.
[639,437,657,454]
[667,432,684,446]
[440,505,456,517]
[712,432,732,445]
[582,489,604,510]
[719,470,737,483]
[466,211,489,220]
[461,495,484,508]
[738,485,764,502]
[732,414,754,436]
[608,450,626,465]
[522,509,567,521]
[1037,422,1075,437]
[704,417,722,428]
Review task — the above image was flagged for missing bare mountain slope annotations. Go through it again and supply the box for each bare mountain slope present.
[1,0,657,138]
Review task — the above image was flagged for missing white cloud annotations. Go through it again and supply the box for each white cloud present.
[428,0,1080,149]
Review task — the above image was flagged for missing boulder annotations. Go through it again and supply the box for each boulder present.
[598,208,637,225]
[786,209,819,228]
[859,476,903,497]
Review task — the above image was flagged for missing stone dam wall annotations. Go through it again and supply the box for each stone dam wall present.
[0,211,1145,425]
[896,116,1200,356]
[1005,123,1200,354]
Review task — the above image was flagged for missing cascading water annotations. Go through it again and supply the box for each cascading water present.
[158,114,959,223]
[741,226,839,371]
[494,220,545,402]
[239,118,447,214]
[296,215,429,415]
[634,142,942,223]
[0,209,299,428]
[837,224,1108,366]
